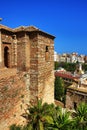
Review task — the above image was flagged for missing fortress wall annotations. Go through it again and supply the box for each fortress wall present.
[0,71,30,130]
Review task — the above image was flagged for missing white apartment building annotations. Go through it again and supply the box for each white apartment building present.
[71,53,78,63]
[54,52,85,63]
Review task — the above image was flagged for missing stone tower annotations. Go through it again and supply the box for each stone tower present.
[0,24,55,129]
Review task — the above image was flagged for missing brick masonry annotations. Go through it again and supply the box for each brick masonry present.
[0,70,30,130]
[0,25,55,129]
[66,86,87,109]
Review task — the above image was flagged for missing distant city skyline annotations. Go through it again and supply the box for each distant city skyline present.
[55,51,87,56]
[0,0,87,55]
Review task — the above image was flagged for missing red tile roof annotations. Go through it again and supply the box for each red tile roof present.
[55,71,79,80]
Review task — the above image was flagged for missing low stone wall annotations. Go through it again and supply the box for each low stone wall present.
[66,87,87,109]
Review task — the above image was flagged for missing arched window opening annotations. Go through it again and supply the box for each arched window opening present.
[46,46,49,52]
[4,46,10,68]
[45,46,49,61]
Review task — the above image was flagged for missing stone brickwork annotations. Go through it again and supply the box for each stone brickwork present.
[0,24,55,129]
[0,69,30,130]
[66,85,87,109]
[29,32,54,105]
[37,34,54,104]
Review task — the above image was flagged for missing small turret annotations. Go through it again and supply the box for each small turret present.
[75,62,84,75]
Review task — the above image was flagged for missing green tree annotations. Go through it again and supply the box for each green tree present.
[55,62,59,70]
[55,77,65,103]
[54,62,76,73]
[46,106,72,130]
[22,100,54,130]
[72,102,87,130]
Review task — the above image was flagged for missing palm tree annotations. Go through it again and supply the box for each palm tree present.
[72,102,87,130]
[46,106,72,130]
[22,99,54,130]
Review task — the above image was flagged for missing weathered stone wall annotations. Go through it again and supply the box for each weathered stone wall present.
[29,32,54,105]
[0,25,55,129]
[0,70,30,130]
[66,88,87,109]
[1,31,13,43]
[37,33,54,104]
[1,32,13,68]
[29,33,38,105]
[17,32,26,70]
[17,32,30,71]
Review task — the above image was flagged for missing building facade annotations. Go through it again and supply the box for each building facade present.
[66,83,87,109]
[56,53,86,63]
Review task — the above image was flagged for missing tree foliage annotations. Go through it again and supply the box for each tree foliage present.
[54,62,76,73]
[55,62,87,73]
[22,100,54,130]
[10,101,87,130]
[72,102,87,130]
[54,77,65,103]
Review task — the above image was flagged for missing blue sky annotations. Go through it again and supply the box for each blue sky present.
[0,0,87,55]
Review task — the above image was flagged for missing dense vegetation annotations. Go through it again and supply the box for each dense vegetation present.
[55,62,77,72]
[55,62,87,73]
[10,100,87,130]
[54,77,66,104]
